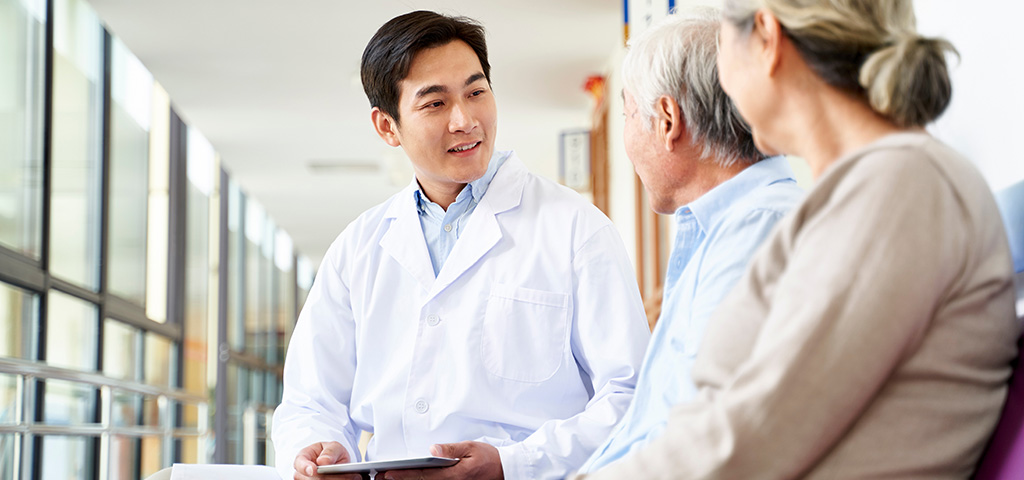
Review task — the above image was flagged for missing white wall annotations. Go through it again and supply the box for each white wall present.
[916,1,1024,191]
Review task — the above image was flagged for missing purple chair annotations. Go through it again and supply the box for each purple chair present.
[975,179,1024,479]
[975,335,1024,479]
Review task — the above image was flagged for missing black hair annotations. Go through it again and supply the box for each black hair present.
[360,10,491,125]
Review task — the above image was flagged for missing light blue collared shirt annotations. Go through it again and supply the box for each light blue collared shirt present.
[415,150,510,276]
[580,156,803,472]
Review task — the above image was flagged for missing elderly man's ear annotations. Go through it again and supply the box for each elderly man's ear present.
[654,95,684,152]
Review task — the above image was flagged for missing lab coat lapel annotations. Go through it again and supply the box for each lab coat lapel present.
[429,154,528,299]
[379,182,436,293]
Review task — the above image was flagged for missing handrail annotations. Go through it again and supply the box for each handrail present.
[0,357,206,404]
[0,424,203,437]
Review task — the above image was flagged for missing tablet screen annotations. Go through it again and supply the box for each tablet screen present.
[317,456,459,474]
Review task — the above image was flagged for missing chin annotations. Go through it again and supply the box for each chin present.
[752,134,781,157]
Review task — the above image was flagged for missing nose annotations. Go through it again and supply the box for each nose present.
[448,100,476,134]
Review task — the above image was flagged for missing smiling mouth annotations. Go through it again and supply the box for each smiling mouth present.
[448,142,481,153]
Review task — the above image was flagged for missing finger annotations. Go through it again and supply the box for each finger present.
[380,468,426,480]
[430,441,470,459]
[317,442,351,466]
[295,443,324,477]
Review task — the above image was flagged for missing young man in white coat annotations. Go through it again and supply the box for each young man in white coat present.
[271,10,651,480]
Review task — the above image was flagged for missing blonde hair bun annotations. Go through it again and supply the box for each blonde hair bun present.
[860,35,958,127]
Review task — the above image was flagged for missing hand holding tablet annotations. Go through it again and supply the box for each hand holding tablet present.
[317,456,460,475]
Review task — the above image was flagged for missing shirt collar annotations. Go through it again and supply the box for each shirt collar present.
[677,155,796,232]
[413,150,511,214]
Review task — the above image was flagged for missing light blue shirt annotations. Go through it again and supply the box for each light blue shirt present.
[580,156,803,472]
[415,150,510,276]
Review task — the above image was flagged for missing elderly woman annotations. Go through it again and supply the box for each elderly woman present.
[582,1,1019,478]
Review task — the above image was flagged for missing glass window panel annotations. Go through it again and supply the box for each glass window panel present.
[40,435,94,480]
[143,332,173,388]
[110,390,138,427]
[0,374,16,425]
[108,435,137,480]
[245,200,267,359]
[141,394,160,427]
[178,436,199,465]
[0,0,45,259]
[227,182,244,351]
[265,372,279,406]
[296,255,314,314]
[249,369,263,408]
[45,289,97,371]
[49,0,103,289]
[139,436,162,478]
[42,379,94,425]
[225,363,245,464]
[274,248,295,365]
[0,433,16,480]
[107,37,153,306]
[145,84,170,323]
[102,318,138,381]
[178,402,201,430]
[0,281,37,359]
[184,150,210,396]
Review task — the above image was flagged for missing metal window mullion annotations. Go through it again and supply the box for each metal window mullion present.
[27,2,55,477]
[0,247,45,292]
[166,111,186,328]
[87,28,114,480]
[213,167,229,464]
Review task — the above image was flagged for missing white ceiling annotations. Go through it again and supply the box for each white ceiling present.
[86,0,622,264]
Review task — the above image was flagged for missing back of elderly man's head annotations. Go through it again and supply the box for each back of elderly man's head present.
[622,8,763,167]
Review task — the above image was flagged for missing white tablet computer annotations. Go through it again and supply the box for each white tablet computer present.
[317,456,459,474]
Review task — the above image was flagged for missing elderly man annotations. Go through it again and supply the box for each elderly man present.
[271,10,650,480]
[578,8,803,474]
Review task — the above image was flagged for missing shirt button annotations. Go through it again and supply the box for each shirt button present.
[426,314,440,326]
[443,224,453,232]
[414,399,429,414]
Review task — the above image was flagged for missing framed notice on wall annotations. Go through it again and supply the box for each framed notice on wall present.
[560,129,591,191]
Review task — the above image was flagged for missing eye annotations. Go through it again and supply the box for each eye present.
[470,89,486,97]
[423,100,444,109]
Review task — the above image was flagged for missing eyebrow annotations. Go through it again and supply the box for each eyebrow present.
[414,73,487,99]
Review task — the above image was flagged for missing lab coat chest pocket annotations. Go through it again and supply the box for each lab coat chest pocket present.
[481,284,570,383]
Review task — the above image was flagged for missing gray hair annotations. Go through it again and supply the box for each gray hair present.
[723,0,956,127]
[622,7,762,167]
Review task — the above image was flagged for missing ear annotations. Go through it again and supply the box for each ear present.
[752,9,784,76]
[654,95,683,152]
[371,107,401,147]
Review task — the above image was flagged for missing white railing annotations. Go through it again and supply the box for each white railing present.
[0,357,210,477]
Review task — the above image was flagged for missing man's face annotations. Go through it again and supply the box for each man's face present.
[623,89,677,215]
[378,40,497,200]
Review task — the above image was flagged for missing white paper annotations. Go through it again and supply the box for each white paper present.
[170,463,281,480]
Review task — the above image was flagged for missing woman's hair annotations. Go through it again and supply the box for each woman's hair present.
[723,0,957,127]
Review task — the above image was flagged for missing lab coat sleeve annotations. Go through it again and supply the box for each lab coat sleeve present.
[272,237,362,479]
[495,223,650,479]
[579,152,982,479]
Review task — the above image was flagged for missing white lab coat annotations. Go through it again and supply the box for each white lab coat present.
[272,152,650,479]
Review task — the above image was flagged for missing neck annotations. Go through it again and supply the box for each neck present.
[669,153,748,211]
[774,82,904,179]
[418,181,465,211]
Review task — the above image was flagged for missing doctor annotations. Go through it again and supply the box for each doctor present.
[271,10,650,480]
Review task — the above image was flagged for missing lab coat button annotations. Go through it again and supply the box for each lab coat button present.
[427,314,440,326]
[414,399,429,414]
